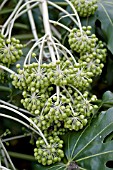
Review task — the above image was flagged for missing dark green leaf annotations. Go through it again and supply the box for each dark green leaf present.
[96,0,113,54]
[33,162,66,170]
[102,91,113,104]
[63,107,113,170]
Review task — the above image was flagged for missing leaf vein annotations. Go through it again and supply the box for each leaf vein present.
[76,150,113,162]
[71,121,113,160]
[99,2,113,27]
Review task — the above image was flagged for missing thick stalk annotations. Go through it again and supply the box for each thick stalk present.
[0,0,9,11]
[0,165,10,170]
[41,0,56,63]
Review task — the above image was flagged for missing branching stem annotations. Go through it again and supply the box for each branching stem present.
[0,113,40,136]
[0,139,16,170]
[0,105,48,145]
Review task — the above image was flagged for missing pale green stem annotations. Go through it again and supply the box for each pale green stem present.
[58,14,77,23]
[49,20,71,32]
[0,113,40,136]
[56,86,60,104]
[23,36,44,66]
[62,86,74,103]
[48,37,61,104]
[0,100,32,116]
[0,165,11,170]
[1,148,9,169]
[0,0,9,10]
[8,0,42,39]
[41,0,56,63]
[1,0,23,35]
[50,25,61,39]
[64,0,83,34]
[40,93,56,115]
[38,34,48,72]
[69,85,86,101]
[48,1,78,26]
[2,134,31,143]
[25,0,38,41]
[0,139,16,170]
[25,0,48,59]
[0,105,48,145]
[17,2,40,18]
[0,65,17,75]
[54,42,77,64]
[49,36,60,60]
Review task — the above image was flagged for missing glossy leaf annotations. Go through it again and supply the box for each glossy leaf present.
[63,107,113,170]
[96,0,113,54]
[102,91,113,104]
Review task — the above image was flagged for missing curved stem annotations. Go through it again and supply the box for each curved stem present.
[1,148,9,169]
[38,34,48,72]
[40,93,56,115]
[64,0,83,34]
[1,0,23,35]
[0,99,32,116]
[49,36,60,60]
[62,86,74,103]
[25,0,38,41]
[23,36,44,66]
[17,2,40,18]
[2,134,31,143]
[0,139,16,170]
[0,113,40,136]
[49,20,71,32]
[69,85,86,101]
[54,42,77,64]
[0,65,17,75]
[7,0,42,39]
[0,105,48,145]
[0,0,9,10]
[0,165,11,170]
[48,1,78,26]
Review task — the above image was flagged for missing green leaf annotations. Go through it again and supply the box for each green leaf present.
[102,91,113,104]
[96,0,113,54]
[63,107,113,170]
[33,162,67,170]
[33,108,113,170]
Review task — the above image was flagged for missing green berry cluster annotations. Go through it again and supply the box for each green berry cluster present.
[34,136,64,165]
[0,34,23,66]
[71,0,98,17]
[0,34,23,83]
[69,26,107,77]
[69,26,98,53]
[10,25,107,165]
[10,58,99,165]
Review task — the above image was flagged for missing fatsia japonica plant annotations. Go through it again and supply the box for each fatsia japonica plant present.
[0,0,113,169]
